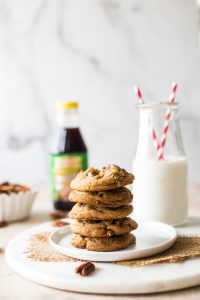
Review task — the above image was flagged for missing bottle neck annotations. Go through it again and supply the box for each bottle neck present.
[135,106,185,160]
[136,109,151,159]
[56,109,79,128]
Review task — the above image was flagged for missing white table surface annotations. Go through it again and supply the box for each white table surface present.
[1,184,200,300]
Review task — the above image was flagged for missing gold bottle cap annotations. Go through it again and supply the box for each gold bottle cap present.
[56,101,78,110]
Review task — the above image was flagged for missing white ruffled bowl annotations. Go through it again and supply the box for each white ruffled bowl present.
[0,188,38,222]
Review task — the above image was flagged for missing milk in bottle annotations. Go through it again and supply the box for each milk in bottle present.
[133,102,188,225]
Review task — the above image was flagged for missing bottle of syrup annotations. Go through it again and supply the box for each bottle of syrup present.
[50,102,88,211]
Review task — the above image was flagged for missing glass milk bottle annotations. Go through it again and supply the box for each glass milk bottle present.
[133,102,188,225]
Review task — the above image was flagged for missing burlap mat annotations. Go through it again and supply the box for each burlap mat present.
[24,232,200,266]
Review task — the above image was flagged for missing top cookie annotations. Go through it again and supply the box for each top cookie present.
[70,164,134,191]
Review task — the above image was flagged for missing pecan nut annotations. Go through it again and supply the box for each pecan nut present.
[75,262,95,276]
[0,221,8,228]
[51,220,69,227]
[0,182,30,194]
[49,211,68,220]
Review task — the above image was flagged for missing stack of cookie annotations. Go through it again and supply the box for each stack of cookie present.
[69,164,138,252]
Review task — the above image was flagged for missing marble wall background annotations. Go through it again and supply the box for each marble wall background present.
[0,0,200,184]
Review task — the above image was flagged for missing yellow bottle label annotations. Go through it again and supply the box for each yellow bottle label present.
[50,153,88,202]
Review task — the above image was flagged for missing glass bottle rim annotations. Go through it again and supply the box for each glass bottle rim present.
[136,101,180,110]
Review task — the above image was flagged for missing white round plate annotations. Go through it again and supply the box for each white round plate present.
[5,218,200,294]
[49,221,177,262]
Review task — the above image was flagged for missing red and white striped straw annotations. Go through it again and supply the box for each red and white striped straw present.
[134,86,159,152]
[169,82,177,103]
[133,86,144,105]
[157,83,178,160]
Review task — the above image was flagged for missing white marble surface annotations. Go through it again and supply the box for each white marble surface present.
[0,0,200,184]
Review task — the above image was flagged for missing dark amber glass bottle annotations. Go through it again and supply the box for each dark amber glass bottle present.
[50,102,88,211]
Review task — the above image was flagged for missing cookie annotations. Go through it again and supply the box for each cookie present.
[70,164,134,191]
[69,203,133,220]
[71,217,138,237]
[69,187,133,207]
[71,233,136,251]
